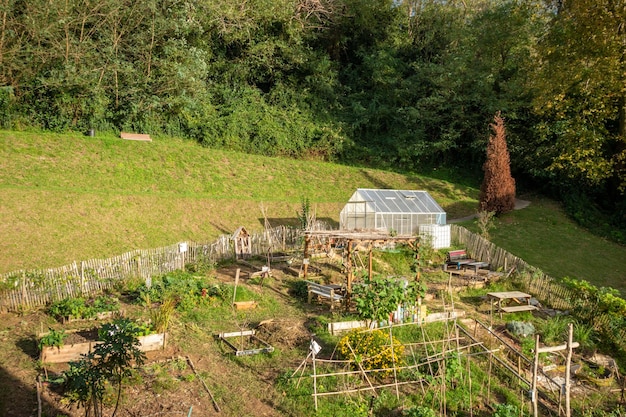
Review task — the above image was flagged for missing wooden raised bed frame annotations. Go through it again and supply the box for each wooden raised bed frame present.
[40,332,167,364]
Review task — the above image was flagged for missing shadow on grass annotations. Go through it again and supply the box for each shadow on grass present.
[257,217,339,229]
[16,336,39,360]
[0,365,68,417]
[359,169,392,190]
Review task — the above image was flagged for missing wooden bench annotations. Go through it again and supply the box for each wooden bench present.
[444,249,475,270]
[306,281,344,310]
[500,305,538,313]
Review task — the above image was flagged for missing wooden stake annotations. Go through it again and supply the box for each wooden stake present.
[186,356,220,413]
[232,268,240,306]
[565,323,573,417]
[303,234,311,279]
[312,348,318,411]
[368,246,373,281]
[532,335,539,417]
[389,326,400,400]
[36,377,42,417]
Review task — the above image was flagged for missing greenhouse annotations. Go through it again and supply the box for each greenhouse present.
[339,189,447,236]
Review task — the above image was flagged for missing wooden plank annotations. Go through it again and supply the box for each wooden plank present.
[120,132,152,141]
[500,305,538,313]
[138,333,167,351]
[537,342,579,354]
[234,301,258,310]
[40,333,167,363]
[219,330,256,338]
[41,341,94,363]
[328,320,370,335]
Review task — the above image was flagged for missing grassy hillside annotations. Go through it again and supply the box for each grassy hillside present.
[2,130,626,295]
[0,131,476,273]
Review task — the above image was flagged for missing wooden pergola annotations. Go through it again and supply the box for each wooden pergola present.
[302,230,420,300]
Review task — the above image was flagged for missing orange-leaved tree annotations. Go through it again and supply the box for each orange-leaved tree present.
[479,111,516,215]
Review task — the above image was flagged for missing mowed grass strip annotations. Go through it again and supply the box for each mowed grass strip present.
[1,131,476,273]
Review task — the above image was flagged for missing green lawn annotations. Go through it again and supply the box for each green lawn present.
[0,130,476,273]
[2,130,625,295]
[459,195,626,295]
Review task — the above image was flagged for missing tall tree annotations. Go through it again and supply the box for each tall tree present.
[531,0,626,190]
[480,112,516,215]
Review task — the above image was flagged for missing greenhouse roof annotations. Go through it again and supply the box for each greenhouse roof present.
[348,189,445,214]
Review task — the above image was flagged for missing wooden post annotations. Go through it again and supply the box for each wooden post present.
[368,246,373,281]
[532,335,539,417]
[565,323,573,417]
[232,269,240,307]
[80,261,85,295]
[303,234,311,279]
[346,240,353,295]
[312,345,318,411]
[531,330,579,417]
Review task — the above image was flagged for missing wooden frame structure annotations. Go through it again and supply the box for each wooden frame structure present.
[302,230,420,300]
[217,330,274,356]
[232,226,252,259]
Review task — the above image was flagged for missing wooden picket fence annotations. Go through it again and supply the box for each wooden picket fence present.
[0,226,302,313]
[451,224,626,348]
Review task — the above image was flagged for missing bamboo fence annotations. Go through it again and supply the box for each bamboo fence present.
[451,224,626,349]
[0,226,302,313]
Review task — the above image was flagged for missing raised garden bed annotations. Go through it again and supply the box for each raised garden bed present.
[40,331,168,364]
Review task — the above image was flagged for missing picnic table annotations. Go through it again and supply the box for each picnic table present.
[463,261,490,274]
[487,291,538,321]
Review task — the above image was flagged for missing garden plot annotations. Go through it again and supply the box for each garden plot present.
[39,328,167,364]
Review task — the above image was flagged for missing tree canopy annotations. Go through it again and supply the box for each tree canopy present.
[1,0,625,238]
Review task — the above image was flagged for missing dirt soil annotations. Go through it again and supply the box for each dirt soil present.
[1,259,618,417]
[0,262,313,417]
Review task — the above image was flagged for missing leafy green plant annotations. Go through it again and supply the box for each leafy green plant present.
[48,296,120,322]
[520,336,536,358]
[352,274,426,324]
[572,320,597,355]
[92,296,120,314]
[288,279,309,300]
[48,297,87,320]
[537,316,569,345]
[296,196,313,230]
[136,271,223,312]
[65,318,146,417]
[39,328,67,349]
[493,403,519,417]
